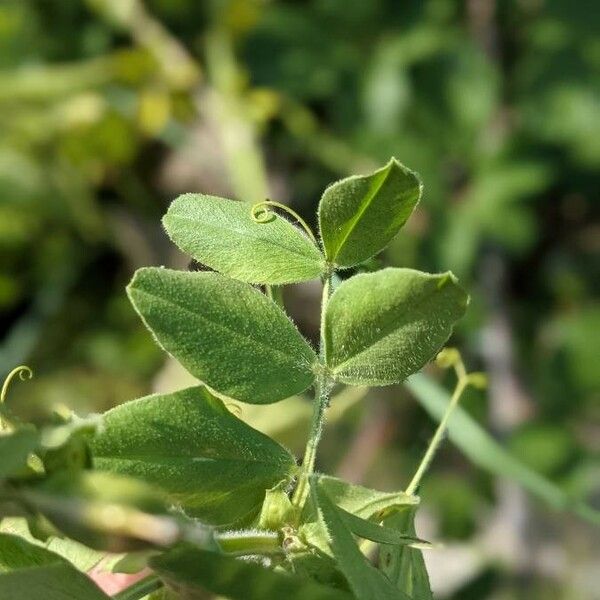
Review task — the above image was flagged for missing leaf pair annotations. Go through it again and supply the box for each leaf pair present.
[163,158,422,284]
[128,267,468,405]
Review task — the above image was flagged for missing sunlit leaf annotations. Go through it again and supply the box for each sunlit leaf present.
[127,268,317,404]
[163,194,325,284]
[325,268,468,385]
[318,158,421,267]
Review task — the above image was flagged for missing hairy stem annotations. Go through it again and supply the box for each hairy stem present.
[291,377,332,510]
[292,270,334,510]
[216,530,282,556]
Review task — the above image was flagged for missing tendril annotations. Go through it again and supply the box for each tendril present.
[251,200,318,246]
[1,365,33,405]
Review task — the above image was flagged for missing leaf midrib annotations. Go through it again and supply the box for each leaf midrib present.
[132,283,316,374]
[330,165,391,261]
[168,211,323,265]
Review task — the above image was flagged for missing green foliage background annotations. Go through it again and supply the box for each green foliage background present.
[0,1,598,597]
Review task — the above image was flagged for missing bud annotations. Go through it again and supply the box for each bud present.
[435,347,460,369]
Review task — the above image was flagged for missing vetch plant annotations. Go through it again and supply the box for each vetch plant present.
[0,159,494,599]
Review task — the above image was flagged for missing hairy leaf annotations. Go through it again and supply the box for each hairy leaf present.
[304,475,418,522]
[0,533,109,599]
[127,268,317,404]
[318,158,421,267]
[93,386,297,526]
[311,477,411,600]
[325,268,468,385]
[379,509,433,600]
[338,508,429,548]
[163,194,325,284]
[151,546,352,600]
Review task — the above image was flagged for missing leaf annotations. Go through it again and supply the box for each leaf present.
[163,193,325,284]
[0,427,38,480]
[258,480,295,530]
[304,474,418,521]
[151,546,352,600]
[324,268,468,385]
[406,374,600,526]
[379,509,433,600]
[127,268,317,404]
[0,533,110,599]
[318,158,422,267]
[337,508,429,548]
[92,386,297,526]
[311,477,411,600]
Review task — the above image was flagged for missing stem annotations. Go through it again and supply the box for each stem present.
[216,530,282,556]
[405,376,467,496]
[291,377,332,509]
[292,269,334,510]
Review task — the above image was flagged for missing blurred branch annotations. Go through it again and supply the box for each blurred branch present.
[86,0,200,89]
[0,58,114,102]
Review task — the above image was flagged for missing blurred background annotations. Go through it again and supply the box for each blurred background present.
[0,0,598,598]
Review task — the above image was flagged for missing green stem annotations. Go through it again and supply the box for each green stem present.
[292,270,334,510]
[291,377,332,510]
[405,377,468,496]
[216,530,282,556]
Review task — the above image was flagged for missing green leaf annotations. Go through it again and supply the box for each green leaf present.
[406,374,600,526]
[92,386,297,526]
[0,533,110,599]
[324,268,468,385]
[338,508,429,548]
[151,546,352,600]
[311,477,411,600]
[304,474,418,521]
[379,509,433,600]
[318,158,422,267]
[258,480,295,530]
[163,194,325,284]
[127,268,317,404]
[0,427,38,480]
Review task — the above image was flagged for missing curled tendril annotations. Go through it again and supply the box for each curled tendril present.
[1,365,33,405]
[251,200,318,246]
